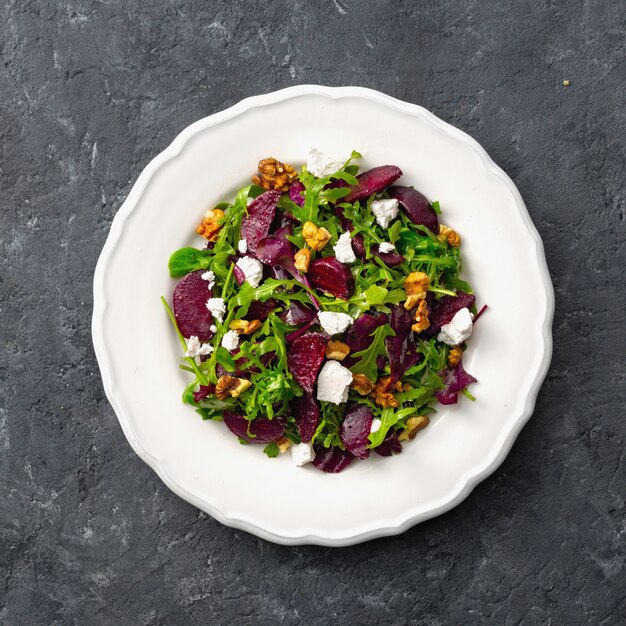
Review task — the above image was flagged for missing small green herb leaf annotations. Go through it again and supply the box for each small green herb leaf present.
[168,247,212,277]
[349,324,395,381]
[263,442,280,458]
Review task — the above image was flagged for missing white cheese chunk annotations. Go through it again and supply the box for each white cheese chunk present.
[291,442,315,467]
[437,307,473,346]
[371,198,399,228]
[221,329,240,351]
[306,148,343,178]
[197,343,214,356]
[206,297,226,323]
[317,311,353,336]
[378,242,396,254]
[316,360,353,405]
[200,270,215,288]
[209,324,218,333]
[238,239,248,253]
[370,418,382,434]
[236,255,263,288]
[184,335,201,358]
[333,231,356,264]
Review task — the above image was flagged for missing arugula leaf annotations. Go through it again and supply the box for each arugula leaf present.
[349,324,395,381]
[364,284,388,306]
[431,200,442,215]
[168,247,212,277]
[368,406,415,448]
[214,346,236,372]
[263,442,280,458]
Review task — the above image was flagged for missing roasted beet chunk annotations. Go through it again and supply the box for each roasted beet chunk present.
[240,190,281,256]
[340,404,373,460]
[373,431,402,457]
[428,292,476,330]
[222,411,286,443]
[312,445,355,473]
[173,270,214,340]
[292,393,320,443]
[287,331,328,393]
[343,165,403,204]
[308,257,355,300]
[386,305,421,385]
[345,313,387,353]
[389,186,439,233]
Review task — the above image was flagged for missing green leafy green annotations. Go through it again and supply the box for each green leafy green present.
[263,442,280,458]
[349,324,395,381]
[168,247,212,277]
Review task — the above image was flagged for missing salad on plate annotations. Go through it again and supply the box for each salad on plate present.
[164,149,485,473]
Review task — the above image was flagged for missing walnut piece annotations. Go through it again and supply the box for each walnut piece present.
[411,299,430,333]
[252,157,297,192]
[404,271,429,303]
[448,346,463,367]
[277,437,293,453]
[302,221,332,251]
[215,375,251,399]
[398,415,430,441]
[370,376,401,408]
[294,248,312,272]
[196,208,225,241]
[438,224,461,247]
[325,340,350,361]
[350,373,375,395]
[229,319,262,335]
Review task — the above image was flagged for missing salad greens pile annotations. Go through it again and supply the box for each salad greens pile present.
[164,150,481,473]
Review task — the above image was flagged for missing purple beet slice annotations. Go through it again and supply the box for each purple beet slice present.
[280,301,317,326]
[373,246,405,267]
[292,393,320,443]
[428,292,476,330]
[435,360,477,405]
[289,180,305,207]
[246,299,278,321]
[389,186,439,233]
[386,305,421,385]
[340,404,373,460]
[312,445,355,473]
[343,165,403,204]
[345,313,387,353]
[308,256,355,300]
[222,411,286,443]
[240,189,281,256]
[374,431,402,457]
[287,331,328,393]
[173,270,214,340]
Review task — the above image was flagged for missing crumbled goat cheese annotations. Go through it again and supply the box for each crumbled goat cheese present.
[437,307,473,346]
[333,231,356,264]
[378,242,396,254]
[184,336,214,358]
[316,360,353,405]
[306,148,343,178]
[318,311,353,336]
[370,418,382,434]
[236,255,263,288]
[210,324,217,333]
[291,442,315,467]
[371,198,399,228]
[238,239,248,254]
[201,270,215,288]
[206,297,226,322]
[221,330,240,352]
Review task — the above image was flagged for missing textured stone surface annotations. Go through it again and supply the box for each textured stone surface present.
[1,0,624,623]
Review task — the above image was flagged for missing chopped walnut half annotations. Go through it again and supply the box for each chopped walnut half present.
[448,346,463,367]
[411,299,430,333]
[302,221,332,251]
[252,157,297,192]
[196,208,225,241]
[294,248,311,272]
[370,376,401,408]
[351,373,375,395]
[325,340,350,361]
[398,415,430,441]
[229,319,262,335]
[438,224,461,247]
[215,375,251,400]
[277,437,293,453]
[404,271,429,303]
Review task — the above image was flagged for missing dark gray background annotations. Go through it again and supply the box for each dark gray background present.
[1,0,624,624]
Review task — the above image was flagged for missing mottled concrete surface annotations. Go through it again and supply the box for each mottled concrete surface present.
[1,0,624,624]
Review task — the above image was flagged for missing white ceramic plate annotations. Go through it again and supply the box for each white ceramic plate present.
[92,85,553,546]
